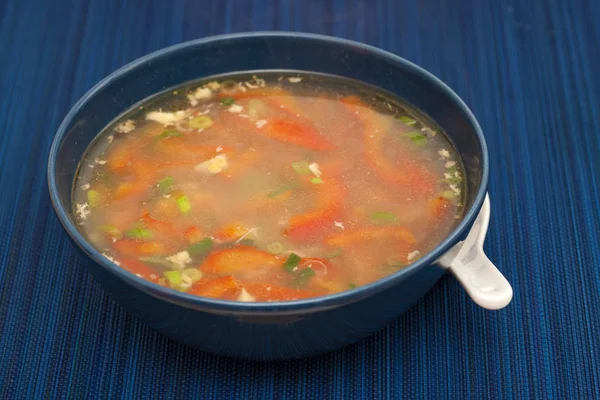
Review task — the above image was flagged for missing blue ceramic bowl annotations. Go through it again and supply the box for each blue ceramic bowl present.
[48,32,500,360]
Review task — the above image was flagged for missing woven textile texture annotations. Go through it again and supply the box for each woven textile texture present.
[1,0,599,398]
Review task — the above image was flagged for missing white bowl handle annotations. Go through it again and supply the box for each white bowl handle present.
[438,194,513,310]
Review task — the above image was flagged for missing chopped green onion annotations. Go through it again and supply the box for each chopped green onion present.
[100,225,122,240]
[155,130,182,140]
[295,267,316,285]
[370,211,398,224]
[176,195,191,214]
[283,253,301,272]
[348,283,357,289]
[440,190,456,201]
[404,131,427,146]
[267,242,285,255]
[291,160,311,175]
[187,237,214,257]
[189,115,213,129]
[87,190,101,208]
[163,270,182,287]
[125,227,153,240]
[268,184,295,198]
[310,177,324,185]
[182,268,203,283]
[398,116,417,125]
[158,176,173,194]
[326,248,343,259]
[220,97,235,106]
[139,256,173,269]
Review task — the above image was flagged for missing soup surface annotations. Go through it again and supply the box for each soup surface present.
[73,72,466,302]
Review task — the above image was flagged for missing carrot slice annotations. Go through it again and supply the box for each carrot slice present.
[201,246,282,275]
[237,283,318,302]
[189,275,239,299]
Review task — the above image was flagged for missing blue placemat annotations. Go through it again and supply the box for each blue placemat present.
[1,0,599,398]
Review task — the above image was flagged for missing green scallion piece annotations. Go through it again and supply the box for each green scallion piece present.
[177,195,191,214]
[156,130,182,140]
[267,242,285,255]
[295,267,316,285]
[187,237,214,257]
[405,131,427,146]
[268,184,294,198]
[125,227,153,240]
[310,177,324,185]
[158,176,173,194]
[221,97,235,106]
[100,225,122,240]
[370,211,398,224]
[163,270,182,287]
[440,190,456,201]
[348,283,357,289]
[283,253,301,272]
[398,116,417,125]
[87,190,101,208]
[291,160,311,175]
[189,115,213,129]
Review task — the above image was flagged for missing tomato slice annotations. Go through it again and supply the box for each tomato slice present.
[201,246,282,275]
[340,96,436,196]
[285,180,344,242]
[119,258,160,282]
[189,276,239,299]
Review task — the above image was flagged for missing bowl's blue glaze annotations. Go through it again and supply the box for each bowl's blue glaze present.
[48,32,488,360]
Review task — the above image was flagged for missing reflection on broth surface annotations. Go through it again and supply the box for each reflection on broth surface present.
[73,72,466,302]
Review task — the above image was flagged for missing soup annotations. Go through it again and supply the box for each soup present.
[73,72,466,302]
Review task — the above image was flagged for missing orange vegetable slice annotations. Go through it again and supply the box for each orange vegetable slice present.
[260,119,335,151]
[285,181,344,242]
[201,246,282,275]
[340,96,436,196]
[189,276,239,299]
[113,181,149,200]
[184,226,204,244]
[119,258,160,282]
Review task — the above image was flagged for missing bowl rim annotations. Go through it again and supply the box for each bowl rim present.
[47,31,489,313]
